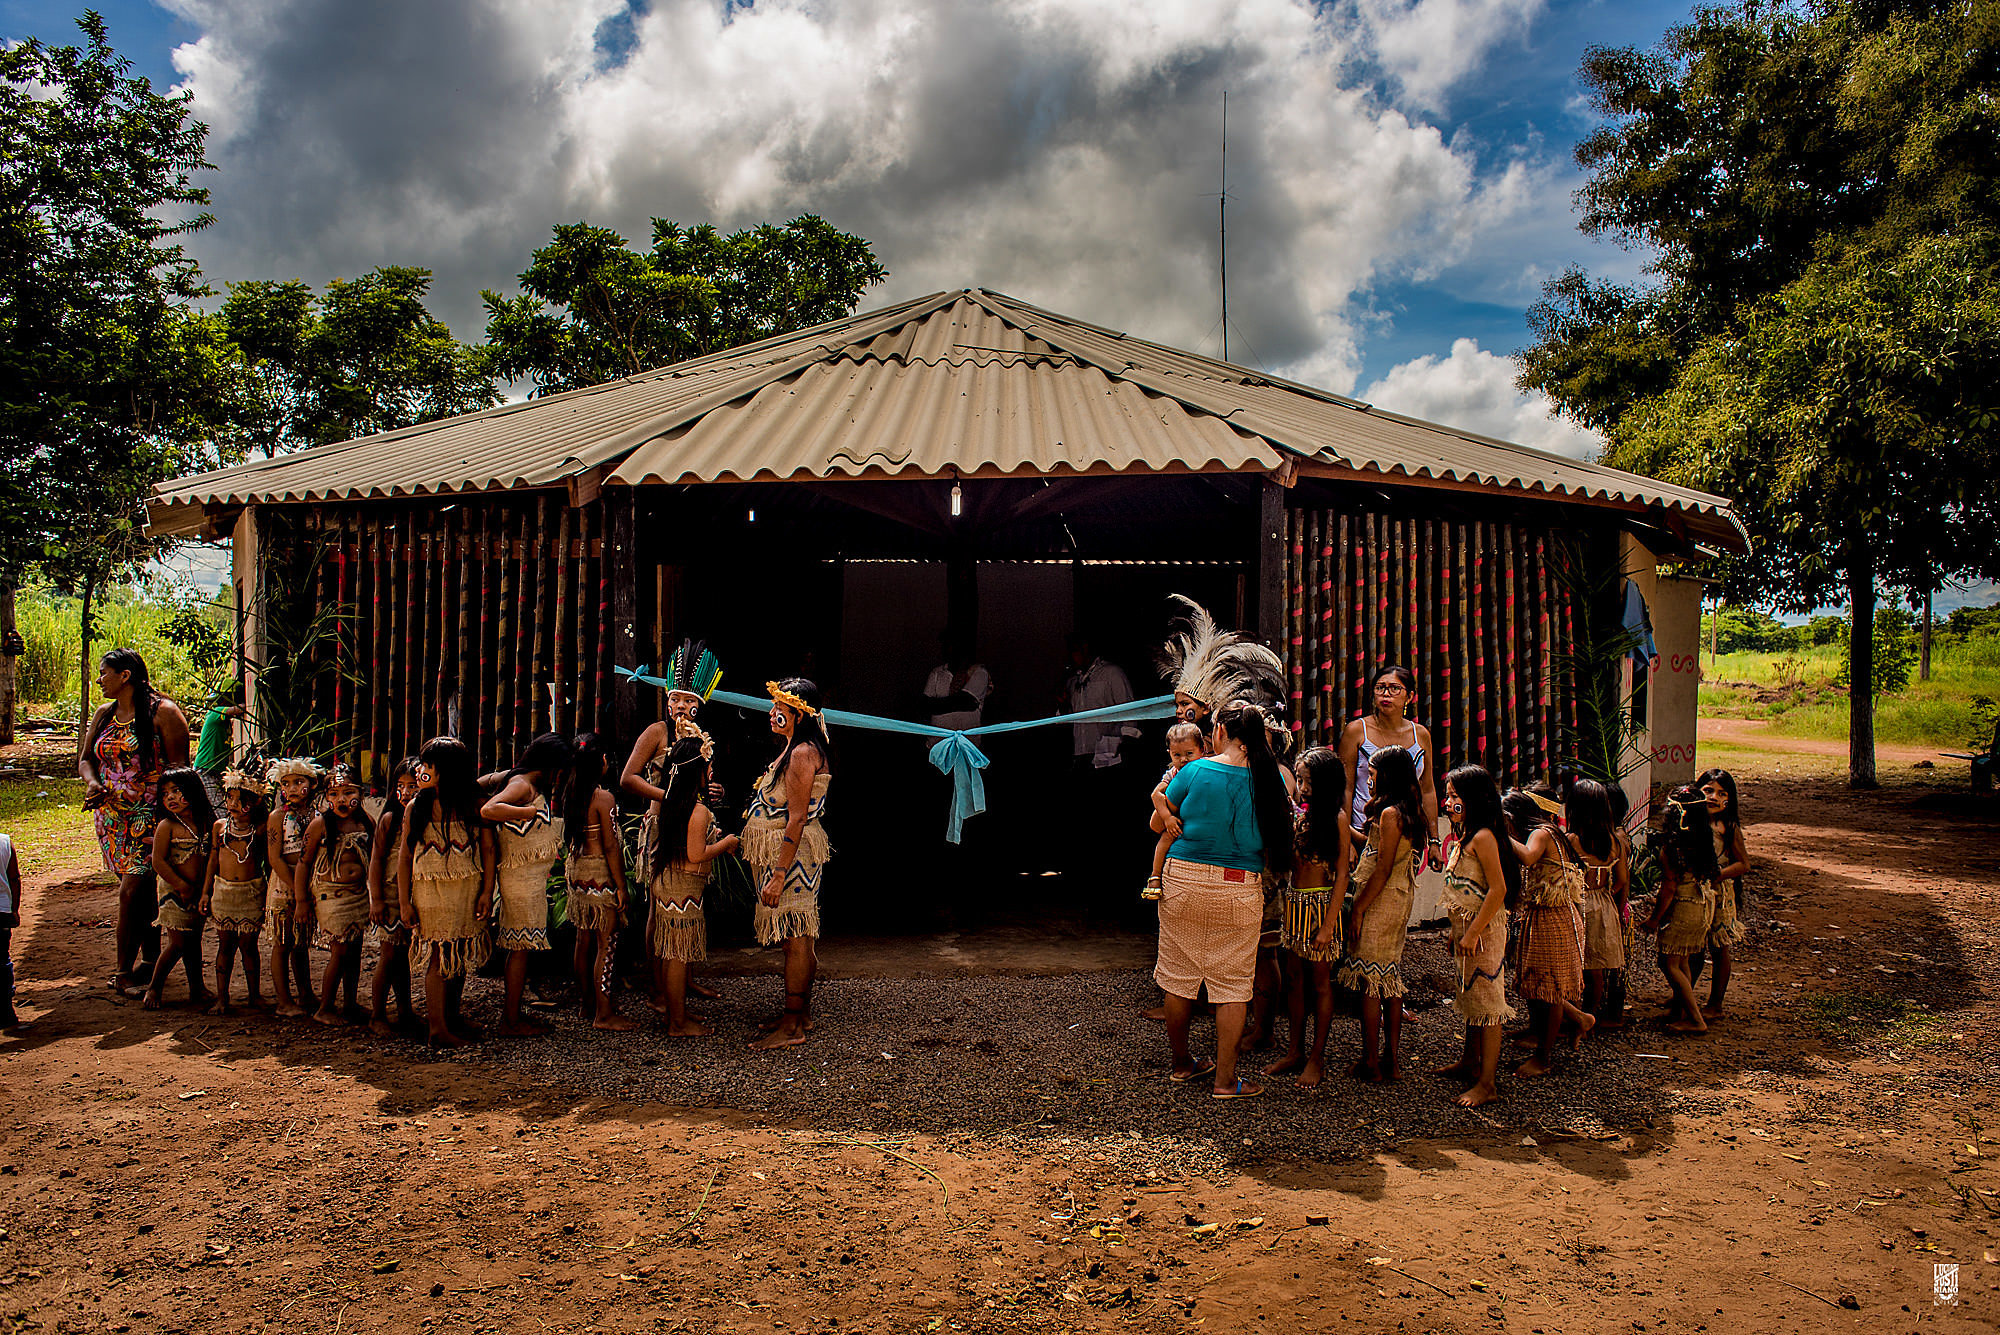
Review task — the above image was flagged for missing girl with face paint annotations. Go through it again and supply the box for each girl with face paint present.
[299,764,373,1026]
[367,759,422,1037]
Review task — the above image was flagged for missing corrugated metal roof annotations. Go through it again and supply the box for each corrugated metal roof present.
[149,287,1744,548]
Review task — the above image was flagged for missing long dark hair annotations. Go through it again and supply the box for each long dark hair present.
[409,736,482,846]
[508,732,574,803]
[1566,778,1617,861]
[1215,700,1293,877]
[1503,788,1577,874]
[655,736,710,869]
[159,767,216,837]
[1662,782,1720,881]
[100,648,160,776]
[1363,744,1430,849]
[772,677,833,779]
[379,756,420,854]
[1696,767,1741,845]
[566,732,609,853]
[1294,746,1346,868]
[1445,764,1521,908]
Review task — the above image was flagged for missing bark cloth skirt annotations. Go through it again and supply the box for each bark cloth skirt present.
[1444,844,1514,1028]
[649,865,708,963]
[565,852,621,934]
[1515,855,1585,1005]
[1154,857,1263,1006]
[494,801,561,952]
[1336,825,1416,998]
[1657,880,1717,956]
[409,820,489,979]
[209,874,265,935]
[743,770,832,946]
[1581,863,1625,971]
[310,829,373,949]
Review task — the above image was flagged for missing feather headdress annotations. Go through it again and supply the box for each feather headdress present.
[667,639,724,701]
[264,756,325,787]
[1156,595,1284,713]
[221,767,269,797]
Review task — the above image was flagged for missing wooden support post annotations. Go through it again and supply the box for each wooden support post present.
[1255,477,1285,649]
[611,490,639,746]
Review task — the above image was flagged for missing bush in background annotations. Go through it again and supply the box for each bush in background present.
[14,583,231,715]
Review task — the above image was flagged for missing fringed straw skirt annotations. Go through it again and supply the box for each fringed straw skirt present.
[313,877,370,948]
[1337,879,1414,999]
[1657,885,1715,957]
[1708,878,1745,949]
[494,859,554,951]
[746,820,828,946]
[565,853,621,935]
[154,891,202,933]
[209,874,264,935]
[265,872,314,948]
[1279,886,1340,963]
[649,865,708,963]
[1153,857,1262,1006]
[1516,902,1585,1004]
[410,870,491,979]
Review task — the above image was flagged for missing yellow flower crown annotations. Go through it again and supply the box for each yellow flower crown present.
[765,681,818,716]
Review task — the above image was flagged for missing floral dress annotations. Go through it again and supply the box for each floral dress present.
[93,717,161,876]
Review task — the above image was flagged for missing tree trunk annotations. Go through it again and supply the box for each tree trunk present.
[1709,598,1720,664]
[0,578,15,746]
[76,579,94,763]
[1920,586,1932,682]
[1847,561,1877,789]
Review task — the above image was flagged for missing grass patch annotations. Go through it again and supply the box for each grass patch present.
[0,777,108,879]
[1699,642,1999,748]
[1797,991,1950,1048]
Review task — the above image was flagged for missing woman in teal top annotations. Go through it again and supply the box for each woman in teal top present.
[1153,700,1294,1100]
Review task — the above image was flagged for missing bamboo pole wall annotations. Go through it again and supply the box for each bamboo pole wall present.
[1282,508,1581,785]
[291,495,626,782]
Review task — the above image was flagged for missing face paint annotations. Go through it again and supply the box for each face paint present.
[162,783,188,816]
[395,774,419,804]
[327,782,362,816]
[279,775,311,806]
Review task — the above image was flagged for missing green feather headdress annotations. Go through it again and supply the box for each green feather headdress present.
[667,639,723,701]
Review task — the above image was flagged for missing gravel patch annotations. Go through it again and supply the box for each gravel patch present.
[418,928,1714,1169]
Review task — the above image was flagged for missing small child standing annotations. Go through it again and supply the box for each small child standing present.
[1504,790,1595,1076]
[367,759,420,1036]
[264,757,324,1017]
[1143,722,1212,900]
[145,769,215,1010]
[1267,746,1350,1088]
[564,732,637,1031]
[401,736,496,1048]
[1639,784,1716,1035]
[1697,767,1749,1020]
[481,733,573,1039]
[202,769,268,1013]
[1339,745,1427,1082]
[1436,764,1519,1108]
[649,735,738,1037]
[299,763,373,1026]
[1566,779,1630,1026]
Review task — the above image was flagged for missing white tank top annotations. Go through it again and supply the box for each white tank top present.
[1351,719,1426,831]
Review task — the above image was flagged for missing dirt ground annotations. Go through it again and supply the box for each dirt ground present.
[2,743,1997,1334]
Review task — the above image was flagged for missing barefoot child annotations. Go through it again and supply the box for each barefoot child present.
[367,759,420,1036]
[1639,784,1716,1035]
[1567,779,1629,1026]
[564,732,636,1031]
[1697,767,1749,1019]
[650,735,738,1037]
[1268,746,1350,1088]
[481,733,573,1039]
[144,770,214,1009]
[400,737,496,1047]
[1436,765,1519,1108]
[298,763,372,1026]
[264,757,323,1016]
[1504,790,1595,1076]
[1338,745,1426,1083]
[202,769,268,1012]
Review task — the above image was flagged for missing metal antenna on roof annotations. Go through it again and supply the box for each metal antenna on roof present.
[1219,89,1229,364]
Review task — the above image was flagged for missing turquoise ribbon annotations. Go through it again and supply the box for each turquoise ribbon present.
[617,665,1174,842]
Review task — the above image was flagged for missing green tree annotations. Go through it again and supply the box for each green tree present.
[0,13,223,745]
[1520,1,2000,787]
[223,266,498,456]
[481,214,887,395]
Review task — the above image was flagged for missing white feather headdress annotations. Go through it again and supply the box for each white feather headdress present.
[1156,595,1284,713]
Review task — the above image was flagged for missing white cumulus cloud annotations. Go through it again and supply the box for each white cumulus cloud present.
[1360,337,1601,459]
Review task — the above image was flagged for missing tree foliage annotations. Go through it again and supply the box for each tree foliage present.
[0,12,219,588]
[481,214,888,395]
[223,266,498,455]
[1519,0,2000,786]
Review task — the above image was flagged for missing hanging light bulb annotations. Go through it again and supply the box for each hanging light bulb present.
[747,508,756,523]
[950,481,963,518]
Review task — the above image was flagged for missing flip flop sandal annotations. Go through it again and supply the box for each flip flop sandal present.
[1212,1079,1264,1100]
[1168,1060,1216,1084]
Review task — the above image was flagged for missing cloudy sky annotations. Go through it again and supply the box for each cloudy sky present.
[11,0,1698,458]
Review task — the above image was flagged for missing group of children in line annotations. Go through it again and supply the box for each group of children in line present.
[1143,660,1752,1109]
[124,725,743,1047]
